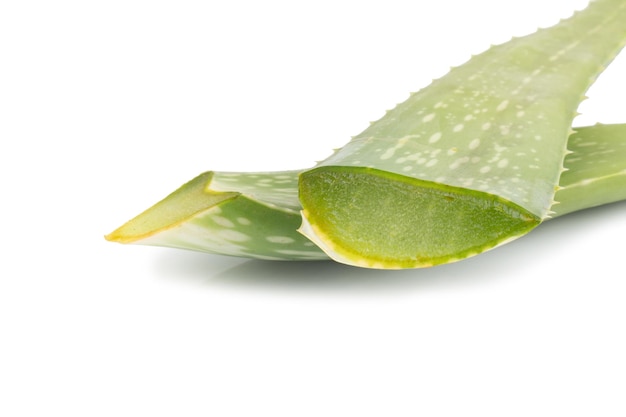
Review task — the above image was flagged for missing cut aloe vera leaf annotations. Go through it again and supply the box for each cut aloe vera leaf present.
[106,123,625,262]
[299,0,626,269]
[553,123,626,217]
[105,171,326,260]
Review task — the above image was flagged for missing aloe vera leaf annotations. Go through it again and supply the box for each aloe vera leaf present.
[105,171,326,260]
[106,122,625,262]
[553,123,626,217]
[298,0,626,269]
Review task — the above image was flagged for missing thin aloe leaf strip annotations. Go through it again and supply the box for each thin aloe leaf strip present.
[298,0,626,269]
[106,171,327,260]
[106,124,626,262]
[553,123,626,217]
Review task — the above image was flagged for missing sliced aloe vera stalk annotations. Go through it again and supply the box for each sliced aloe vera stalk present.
[298,0,626,268]
[106,123,626,262]
[106,171,326,260]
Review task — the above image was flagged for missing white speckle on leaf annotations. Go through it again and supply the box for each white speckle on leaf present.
[213,216,235,228]
[469,138,480,150]
[380,148,395,160]
[275,249,323,257]
[380,135,414,160]
[267,236,296,244]
[422,113,436,122]
[453,124,464,132]
[496,100,509,112]
[494,144,507,153]
[450,157,470,170]
[428,132,442,143]
[218,230,250,242]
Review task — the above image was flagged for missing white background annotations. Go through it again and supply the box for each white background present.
[1,1,625,416]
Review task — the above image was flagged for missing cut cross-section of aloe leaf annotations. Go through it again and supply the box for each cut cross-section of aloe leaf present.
[298,0,626,269]
[106,123,626,262]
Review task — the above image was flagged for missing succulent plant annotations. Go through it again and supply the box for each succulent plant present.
[108,0,626,269]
